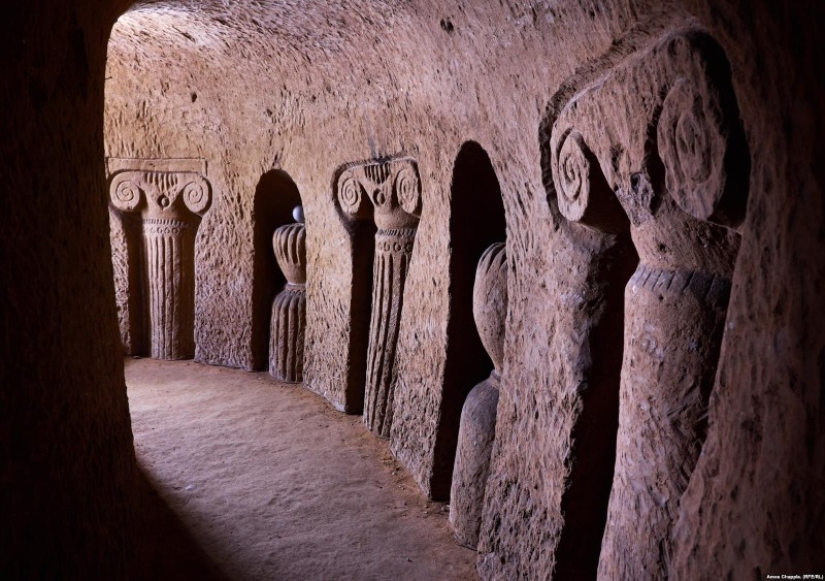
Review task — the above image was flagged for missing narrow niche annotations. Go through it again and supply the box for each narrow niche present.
[433,142,506,504]
[250,170,304,377]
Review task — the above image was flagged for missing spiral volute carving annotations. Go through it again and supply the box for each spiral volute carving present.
[182,176,212,215]
[657,77,729,222]
[394,164,422,216]
[110,172,143,212]
[337,174,366,217]
[554,130,594,223]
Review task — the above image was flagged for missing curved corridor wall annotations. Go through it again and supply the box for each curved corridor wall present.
[99,0,825,579]
[1,1,138,578]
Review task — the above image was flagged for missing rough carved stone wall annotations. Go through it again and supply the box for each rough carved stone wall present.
[0,0,811,579]
[1,1,138,578]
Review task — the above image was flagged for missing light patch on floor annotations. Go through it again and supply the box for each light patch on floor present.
[126,357,477,581]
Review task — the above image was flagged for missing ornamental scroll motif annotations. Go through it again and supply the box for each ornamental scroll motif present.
[108,158,212,360]
[334,156,422,437]
[549,30,749,232]
[545,30,749,581]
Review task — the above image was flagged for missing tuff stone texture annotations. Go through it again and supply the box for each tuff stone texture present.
[1,0,816,579]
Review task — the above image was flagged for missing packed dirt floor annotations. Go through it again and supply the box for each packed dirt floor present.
[126,358,478,581]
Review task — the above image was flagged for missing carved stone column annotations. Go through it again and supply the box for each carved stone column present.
[336,158,422,437]
[269,209,307,383]
[450,242,507,548]
[109,159,211,360]
[547,30,749,581]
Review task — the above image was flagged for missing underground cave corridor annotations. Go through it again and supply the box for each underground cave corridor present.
[106,6,752,575]
[3,1,821,580]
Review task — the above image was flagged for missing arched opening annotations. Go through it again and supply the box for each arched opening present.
[251,169,303,371]
[430,141,507,499]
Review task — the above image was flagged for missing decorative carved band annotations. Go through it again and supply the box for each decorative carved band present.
[142,219,195,236]
[627,264,732,306]
[548,29,749,230]
[374,227,416,253]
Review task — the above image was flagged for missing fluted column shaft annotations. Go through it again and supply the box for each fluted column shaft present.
[108,163,211,361]
[335,157,422,434]
[364,227,415,436]
[269,222,307,383]
[142,218,197,359]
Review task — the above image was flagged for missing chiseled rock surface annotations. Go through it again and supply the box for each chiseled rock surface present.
[101,1,824,580]
[2,2,138,578]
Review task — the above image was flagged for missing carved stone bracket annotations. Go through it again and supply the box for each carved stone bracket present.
[335,156,422,436]
[549,29,749,231]
[108,159,212,360]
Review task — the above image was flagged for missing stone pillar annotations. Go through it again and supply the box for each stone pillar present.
[598,256,733,580]
[108,159,211,360]
[336,158,422,437]
[546,31,749,581]
[269,210,307,383]
[450,242,507,548]
[363,226,416,432]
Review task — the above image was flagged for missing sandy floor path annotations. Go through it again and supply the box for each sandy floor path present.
[126,358,478,581]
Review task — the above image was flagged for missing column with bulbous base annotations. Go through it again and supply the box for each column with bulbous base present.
[269,221,307,383]
[450,241,507,548]
[108,159,212,360]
